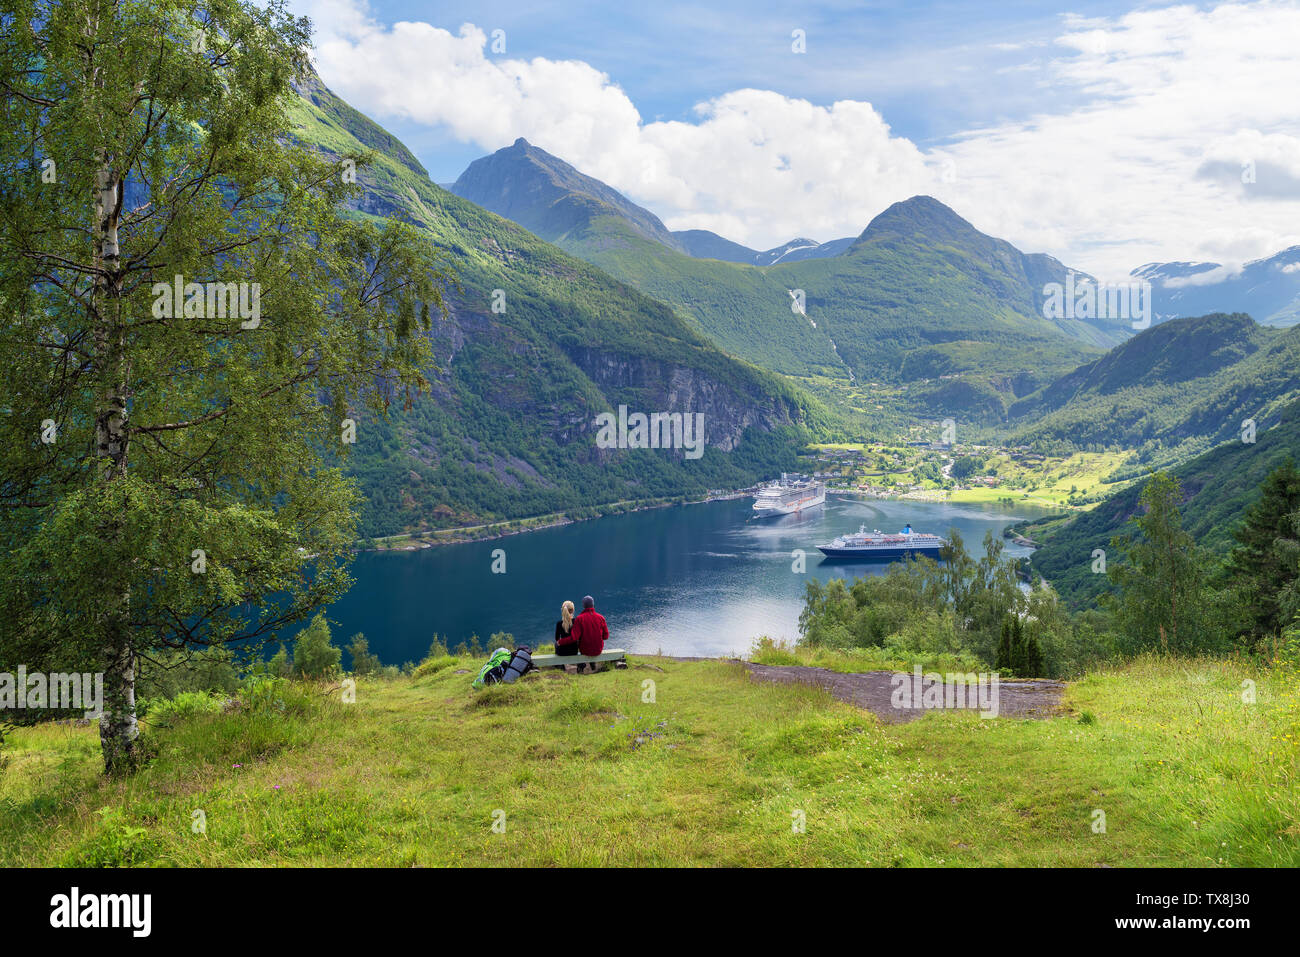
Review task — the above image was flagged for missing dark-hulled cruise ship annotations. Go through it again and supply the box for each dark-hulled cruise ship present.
[817,524,946,560]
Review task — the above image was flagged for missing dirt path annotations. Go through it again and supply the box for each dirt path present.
[739,663,1067,723]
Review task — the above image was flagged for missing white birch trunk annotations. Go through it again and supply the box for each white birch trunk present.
[87,26,137,770]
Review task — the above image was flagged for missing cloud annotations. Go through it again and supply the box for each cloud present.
[1161,264,1242,288]
[937,1,1300,278]
[1197,130,1300,198]
[1196,224,1300,265]
[296,0,1300,281]
[299,2,936,248]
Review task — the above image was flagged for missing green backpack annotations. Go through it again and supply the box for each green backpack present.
[473,648,515,689]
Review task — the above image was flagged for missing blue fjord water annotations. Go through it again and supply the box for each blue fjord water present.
[326,495,1056,665]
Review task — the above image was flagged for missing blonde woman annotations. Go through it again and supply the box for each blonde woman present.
[554,600,580,657]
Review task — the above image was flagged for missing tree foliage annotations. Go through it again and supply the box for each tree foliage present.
[1104,472,1227,655]
[1224,461,1300,649]
[798,529,1101,677]
[293,613,340,678]
[0,0,448,771]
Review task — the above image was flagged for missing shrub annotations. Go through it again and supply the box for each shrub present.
[487,631,515,652]
[750,636,802,666]
[883,610,967,660]
[346,633,381,675]
[146,691,224,728]
[240,676,314,717]
[267,642,293,678]
[65,807,153,867]
[995,615,1045,677]
[294,613,341,678]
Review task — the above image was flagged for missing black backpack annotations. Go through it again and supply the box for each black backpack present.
[501,646,533,683]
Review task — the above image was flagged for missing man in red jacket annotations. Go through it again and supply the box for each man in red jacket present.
[571,595,609,663]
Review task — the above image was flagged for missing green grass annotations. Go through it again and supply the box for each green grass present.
[949,450,1134,507]
[1,655,1296,866]
[807,442,1132,510]
[749,636,989,675]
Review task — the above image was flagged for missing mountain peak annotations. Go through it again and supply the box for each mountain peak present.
[450,139,682,250]
[858,195,977,244]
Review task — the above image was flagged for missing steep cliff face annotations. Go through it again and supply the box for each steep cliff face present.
[289,75,810,535]
[568,348,800,453]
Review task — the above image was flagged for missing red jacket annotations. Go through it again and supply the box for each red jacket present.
[571,608,609,656]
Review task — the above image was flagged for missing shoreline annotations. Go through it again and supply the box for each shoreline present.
[360,485,1055,554]
[358,489,754,552]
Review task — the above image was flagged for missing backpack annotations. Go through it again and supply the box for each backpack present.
[473,647,515,689]
[501,646,533,683]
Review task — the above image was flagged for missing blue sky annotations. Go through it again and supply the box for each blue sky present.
[336,0,1143,183]
[297,0,1300,277]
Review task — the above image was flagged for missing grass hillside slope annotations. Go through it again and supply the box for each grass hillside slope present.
[2,655,1294,866]
[290,74,815,537]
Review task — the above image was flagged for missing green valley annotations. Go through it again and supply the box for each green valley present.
[1017,396,1300,607]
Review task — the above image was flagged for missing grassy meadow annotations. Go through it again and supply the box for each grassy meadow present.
[2,653,1295,867]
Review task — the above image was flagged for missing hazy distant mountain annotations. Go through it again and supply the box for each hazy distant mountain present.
[449,137,688,253]
[758,236,857,265]
[451,140,856,378]
[671,230,856,265]
[670,228,759,263]
[450,142,856,269]
[1134,248,1300,328]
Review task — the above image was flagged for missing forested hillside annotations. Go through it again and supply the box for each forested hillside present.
[1007,313,1300,471]
[290,74,814,537]
[1021,396,1300,606]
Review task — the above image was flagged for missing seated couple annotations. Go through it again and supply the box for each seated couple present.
[553,595,609,673]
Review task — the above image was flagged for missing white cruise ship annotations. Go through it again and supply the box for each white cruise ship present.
[752,474,826,518]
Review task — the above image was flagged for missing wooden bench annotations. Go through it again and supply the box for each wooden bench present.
[531,648,627,670]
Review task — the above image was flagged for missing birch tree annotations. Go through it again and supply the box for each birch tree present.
[0,0,448,771]
[1104,472,1221,655]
